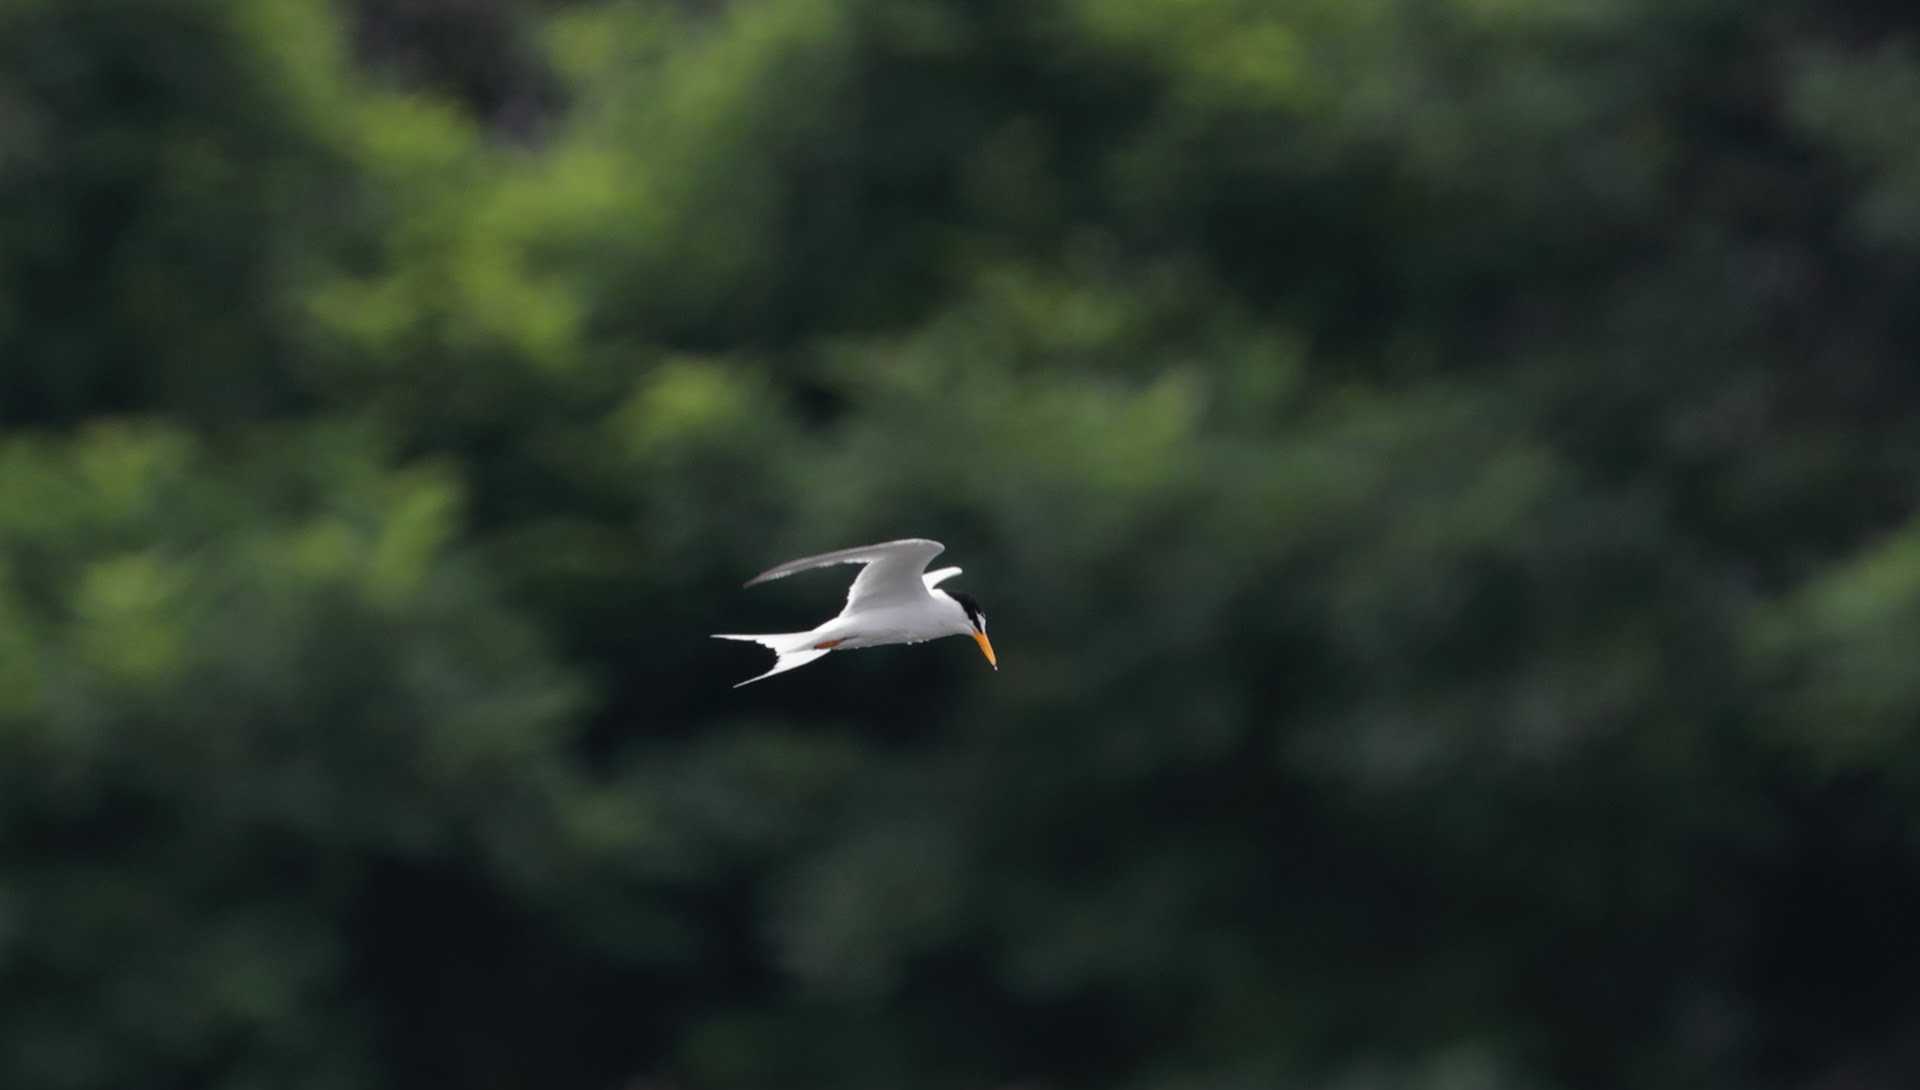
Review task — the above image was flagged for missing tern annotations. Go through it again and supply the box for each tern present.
[713,538,997,687]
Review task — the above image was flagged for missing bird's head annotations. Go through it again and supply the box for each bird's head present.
[943,589,997,670]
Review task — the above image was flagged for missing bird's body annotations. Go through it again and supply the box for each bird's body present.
[714,538,996,687]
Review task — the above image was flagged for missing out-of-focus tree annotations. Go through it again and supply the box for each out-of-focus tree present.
[7,1,1920,1089]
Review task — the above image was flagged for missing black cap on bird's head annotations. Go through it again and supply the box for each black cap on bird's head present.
[943,589,996,669]
[947,590,985,630]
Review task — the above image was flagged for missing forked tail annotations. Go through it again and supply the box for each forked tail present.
[711,632,833,688]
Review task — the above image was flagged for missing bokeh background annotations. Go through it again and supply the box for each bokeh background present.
[5,0,1920,1087]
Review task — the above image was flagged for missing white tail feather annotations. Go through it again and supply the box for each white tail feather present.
[711,632,807,651]
[731,647,832,687]
[712,632,832,687]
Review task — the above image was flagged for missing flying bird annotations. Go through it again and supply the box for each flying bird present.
[713,538,996,687]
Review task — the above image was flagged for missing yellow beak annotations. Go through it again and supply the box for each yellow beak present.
[972,629,998,670]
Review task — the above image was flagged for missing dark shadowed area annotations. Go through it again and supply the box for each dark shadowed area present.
[4,1,1920,1087]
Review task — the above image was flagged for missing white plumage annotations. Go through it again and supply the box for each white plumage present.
[713,538,996,687]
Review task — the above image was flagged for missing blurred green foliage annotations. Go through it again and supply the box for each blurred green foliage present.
[5,0,1920,1087]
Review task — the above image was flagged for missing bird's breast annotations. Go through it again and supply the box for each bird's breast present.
[832,605,953,649]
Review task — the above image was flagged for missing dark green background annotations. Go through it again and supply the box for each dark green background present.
[4,1,1919,1087]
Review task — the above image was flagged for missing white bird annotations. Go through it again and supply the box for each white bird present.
[713,538,997,688]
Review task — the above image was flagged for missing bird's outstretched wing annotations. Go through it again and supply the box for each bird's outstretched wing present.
[744,538,945,613]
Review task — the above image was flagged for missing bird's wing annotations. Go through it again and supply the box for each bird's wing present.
[744,539,945,613]
[922,566,962,589]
